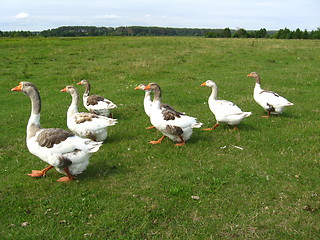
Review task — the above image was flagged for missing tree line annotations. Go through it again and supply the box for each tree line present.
[1,26,320,39]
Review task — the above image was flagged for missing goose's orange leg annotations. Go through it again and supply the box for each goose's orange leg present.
[146,126,156,130]
[204,123,219,131]
[57,167,76,182]
[149,135,166,144]
[175,136,186,146]
[261,112,271,118]
[28,165,54,178]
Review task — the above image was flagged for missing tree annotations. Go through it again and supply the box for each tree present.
[221,28,231,38]
[205,31,218,38]
[233,28,249,38]
[310,28,320,39]
[274,28,292,39]
[255,28,267,38]
[301,29,309,39]
[292,28,302,39]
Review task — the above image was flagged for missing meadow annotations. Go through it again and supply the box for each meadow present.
[0,36,319,239]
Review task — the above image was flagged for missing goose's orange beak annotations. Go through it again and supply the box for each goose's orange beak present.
[247,73,253,77]
[11,82,23,91]
[144,84,151,90]
[134,86,140,90]
[60,87,67,92]
[77,81,82,85]
[201,82,206,86]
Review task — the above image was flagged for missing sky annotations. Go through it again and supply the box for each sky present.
[1,0,319,31]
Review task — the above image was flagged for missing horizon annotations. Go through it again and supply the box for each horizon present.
[1,25,315,33]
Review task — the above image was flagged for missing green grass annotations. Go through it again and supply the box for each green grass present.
[1,36,320,239]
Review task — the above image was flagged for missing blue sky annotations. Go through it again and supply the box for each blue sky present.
[1,0,319,31]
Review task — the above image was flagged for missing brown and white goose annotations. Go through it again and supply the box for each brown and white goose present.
[11,82,103,182]
[144,83,202,146]
[247,72,294,117]
[61,85,117,141]
[134,83,185,129]
[77,79,117,117]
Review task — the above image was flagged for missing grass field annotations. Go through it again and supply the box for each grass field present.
[0,36,320,239]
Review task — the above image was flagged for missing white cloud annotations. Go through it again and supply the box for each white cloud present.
[94,14,122,19]
[15,12,29,19]
[145,14,152,18]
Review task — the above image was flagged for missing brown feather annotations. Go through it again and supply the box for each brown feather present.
[58,156,73,168]
[87,95,105,105]
[74,113,99,124]
[37,128,74,148]
[165,125,183,135]
[162,109,182,121]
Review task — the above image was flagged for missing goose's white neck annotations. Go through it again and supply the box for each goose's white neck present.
[27,113,41,139]
[83,83,90,97]
[144,90,151,102]
[68,91,79,116]
[27,87,41,138]
[254,82,263,93]
[152,98,161,110]
[144,90,152,110]
[209,85,218,101]
[144,90,151,96]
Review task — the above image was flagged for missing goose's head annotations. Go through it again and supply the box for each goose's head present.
[60,85,79,96]
[247,72,261,83]
[77,79,89,86]
[11,81,37,95]
[201,80,217,88]
[144,83,162,99]
[143,82,160,91]
[134,84,147,91]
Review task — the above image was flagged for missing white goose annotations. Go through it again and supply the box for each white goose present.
[61,85,117,141]
[11,82,103,182]
[201,80,251,130]
[77,79,117,117]
[134,83,185,129]
[247,72,294,117]
[144,83,202,146]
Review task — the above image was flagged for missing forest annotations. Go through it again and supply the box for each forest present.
[1,26,320,39]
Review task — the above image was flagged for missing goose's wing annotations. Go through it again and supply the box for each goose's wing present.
[161,103,185,115]
[259,90,293,107]
[86,95,117,109]
[36,128,75,148]
[71,113,117,130]
[161,109,199,128]
[210,99,242,116]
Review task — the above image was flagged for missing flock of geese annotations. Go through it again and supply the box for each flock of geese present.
[11,72,294,182]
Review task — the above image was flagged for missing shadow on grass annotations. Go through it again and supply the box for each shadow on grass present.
[81,159,130,182]
[254,111,297,119]
[198,122,259,132]
[275,111,297,119]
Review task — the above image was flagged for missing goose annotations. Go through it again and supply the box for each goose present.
[144,83,202,146]
[247,72,294,117]
[61,85,117,141]
[134,83,185,129]
[11,82,103,182]
[201,80,251,130]
[77,79,117,117]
